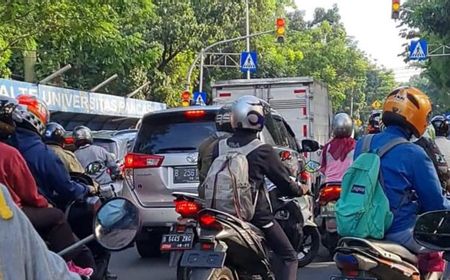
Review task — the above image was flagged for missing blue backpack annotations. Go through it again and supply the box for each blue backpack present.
[336,134,409,239]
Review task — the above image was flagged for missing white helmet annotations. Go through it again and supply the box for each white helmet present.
[332,113,353,138]
[231,96,265,132]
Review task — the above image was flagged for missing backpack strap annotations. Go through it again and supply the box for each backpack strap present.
[377,138,410,158]
[362,134,375,153]
[375,137,413,214]
[218,139,264,156]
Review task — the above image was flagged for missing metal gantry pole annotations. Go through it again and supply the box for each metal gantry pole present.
[185,30,273,91]
[199,49,205,93]
[246,0,250,80]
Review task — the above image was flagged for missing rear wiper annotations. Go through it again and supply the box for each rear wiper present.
[157,147,197,152]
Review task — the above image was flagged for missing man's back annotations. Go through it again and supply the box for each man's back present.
[48,144,85,173]
[75,144,117,184]
[354,125,449,234]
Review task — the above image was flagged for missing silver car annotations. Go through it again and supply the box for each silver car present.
[122,104,302,258]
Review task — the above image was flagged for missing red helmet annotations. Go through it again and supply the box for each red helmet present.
[16,95,50,135]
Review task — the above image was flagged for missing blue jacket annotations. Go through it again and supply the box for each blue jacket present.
[10,128,88,206]
[354,125,450,234]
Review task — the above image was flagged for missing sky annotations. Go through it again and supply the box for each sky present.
[294,0,422,82]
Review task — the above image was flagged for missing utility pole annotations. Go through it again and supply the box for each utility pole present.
[245,0,250,80]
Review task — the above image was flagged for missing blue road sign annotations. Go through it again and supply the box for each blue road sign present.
[240,51,258,73]
[409,39,428,60]
[193,91,207,106]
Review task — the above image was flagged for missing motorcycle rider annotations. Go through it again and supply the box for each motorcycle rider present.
[0,95,95,277]
[320,113,356,183]
[367,110,383,134]
[73,126,120,184]
[44,122,85,173]
[353,86,450,253]
[432,115,450,164]
[211,96,308,280]
[0,184,84,280]
[8,95,95,208]
[197,104,233,197]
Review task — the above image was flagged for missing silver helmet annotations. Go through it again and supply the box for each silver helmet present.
[332,113,353,138]
[72,125,93,147]
[231,95,265,132]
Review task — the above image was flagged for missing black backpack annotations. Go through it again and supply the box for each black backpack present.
[415,137,450,190]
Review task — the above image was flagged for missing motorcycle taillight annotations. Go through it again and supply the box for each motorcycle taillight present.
[198,213,222,231]
[335,254,360,277]
[319,185,341,206]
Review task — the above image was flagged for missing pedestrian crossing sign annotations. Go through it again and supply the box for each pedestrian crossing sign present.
[409,39,428,60]
[193,91,207,106]
[240,51,258,73]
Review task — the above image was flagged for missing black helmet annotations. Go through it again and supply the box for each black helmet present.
[215,104,233,133]
[73,125,93,147]
[368,111,382,134]
[43,122,66,146]
[0,95,22,138]
[431,115,449,137]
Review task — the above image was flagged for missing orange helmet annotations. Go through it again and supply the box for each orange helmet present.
[382,86,431,137]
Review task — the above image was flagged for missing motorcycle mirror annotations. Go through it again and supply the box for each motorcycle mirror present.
[301,139,320,152]
[93,197,141,251]
[86,161,103,175]
[304,160,321,173]
[414,210,450,251]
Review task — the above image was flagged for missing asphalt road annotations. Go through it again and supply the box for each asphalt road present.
[110,247,339,280]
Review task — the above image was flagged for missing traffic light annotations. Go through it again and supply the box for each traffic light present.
[392,0,400,19]
[181,90,191,107]
[276,18,286,43]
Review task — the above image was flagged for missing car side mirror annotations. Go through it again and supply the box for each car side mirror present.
[414,210,450,251]
[301,139,320,152]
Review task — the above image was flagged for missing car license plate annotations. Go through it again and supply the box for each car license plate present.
[330,276,377,280]
[160,233,194,251]
[173,166,199,184]
[180,249,226,268]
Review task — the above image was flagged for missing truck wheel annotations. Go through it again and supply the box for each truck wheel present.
[136,231,162,258]
[298,226,320,267]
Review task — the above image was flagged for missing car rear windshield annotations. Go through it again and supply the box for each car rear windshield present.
[93,139,118,157]
[134,110,217,154]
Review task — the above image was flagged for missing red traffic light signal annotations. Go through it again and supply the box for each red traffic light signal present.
[392,0,400,19]
[276,18,286,43]
[181,90,191,107]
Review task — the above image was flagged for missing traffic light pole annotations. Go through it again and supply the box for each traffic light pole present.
[245,0,251,80]
[187,29,274,92]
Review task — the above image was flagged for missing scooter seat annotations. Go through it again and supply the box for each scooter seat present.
[368,239,418,264]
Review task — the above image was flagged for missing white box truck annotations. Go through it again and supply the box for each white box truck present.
[211,77,333,145]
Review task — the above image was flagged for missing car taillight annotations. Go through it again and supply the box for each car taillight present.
[175,199,201,218]
[319,185,341,206]
[199,213,222,231]
[124,153,164,169]
[184,110,206,119]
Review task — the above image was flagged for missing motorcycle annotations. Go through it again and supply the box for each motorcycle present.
[85,161,123,198]
[305,159,342,256]
[68,171,113,280]
[58,197,141,279]
[330,210,448,280]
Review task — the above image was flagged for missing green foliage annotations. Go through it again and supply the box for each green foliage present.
[402,0,450,105]
[0,1,395,113]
